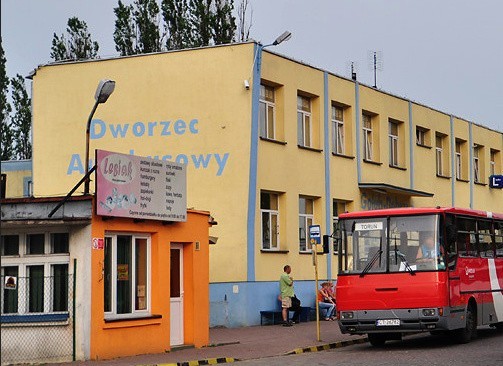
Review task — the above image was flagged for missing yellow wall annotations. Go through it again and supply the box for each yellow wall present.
[1,161,31,198]
[29,43,503,287]
[31,44,255,283]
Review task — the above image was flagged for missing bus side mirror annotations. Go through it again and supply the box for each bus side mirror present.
[323,235,330,254]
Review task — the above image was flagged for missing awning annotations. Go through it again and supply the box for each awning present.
[358,183,434,197]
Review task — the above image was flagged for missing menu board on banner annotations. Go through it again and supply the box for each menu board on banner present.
[96,150,187,221]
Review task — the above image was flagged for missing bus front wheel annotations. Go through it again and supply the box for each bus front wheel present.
[368,333,387,347]
[453,305,477,343]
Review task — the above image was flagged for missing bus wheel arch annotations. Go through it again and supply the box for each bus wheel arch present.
[453,298,477,343]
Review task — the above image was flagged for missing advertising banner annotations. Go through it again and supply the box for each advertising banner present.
[96,150,187,221]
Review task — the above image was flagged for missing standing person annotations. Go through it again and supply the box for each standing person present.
[279,265,295,326]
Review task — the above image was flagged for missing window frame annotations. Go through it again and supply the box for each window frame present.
[388,121,399,167]
[260,192,280,251]
[259,84,276,140]
[297,95,312,148]
[332,105,344,155]
[473,144,480,183]
[435,133,446,176]
[362,114,373,161]
[299,197,314,253]
[1,231,70,317]
[103,233,152,320]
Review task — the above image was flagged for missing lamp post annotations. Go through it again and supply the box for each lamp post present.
[84,79,116,195]
[246,31,292,282]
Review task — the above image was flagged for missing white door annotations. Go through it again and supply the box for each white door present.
[170,244,184,346]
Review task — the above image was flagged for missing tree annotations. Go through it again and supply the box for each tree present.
[134,0,164,53]
[113,0,136,56]
[114,0,164,56]
[161,0,192,50]
[213,0,236,45]
[51,17,99,61]
[10,74,32,160]
[236,0,252,42]
[0,37,15,161]
[188,0,213,47]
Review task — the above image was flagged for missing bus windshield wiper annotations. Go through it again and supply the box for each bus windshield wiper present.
[360,249,383,277]
[394,250,416,275]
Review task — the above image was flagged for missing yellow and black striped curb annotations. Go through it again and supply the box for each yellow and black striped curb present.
[285,337,369,355]
[140,357,238,366]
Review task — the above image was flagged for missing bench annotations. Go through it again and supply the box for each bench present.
[260,306,315,325]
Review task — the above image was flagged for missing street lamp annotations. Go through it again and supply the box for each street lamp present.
[84,79,115,195]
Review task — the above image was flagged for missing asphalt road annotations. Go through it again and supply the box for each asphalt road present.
[239,326,503,366]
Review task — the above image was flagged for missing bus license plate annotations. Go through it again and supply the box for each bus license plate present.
[376,319,400,326]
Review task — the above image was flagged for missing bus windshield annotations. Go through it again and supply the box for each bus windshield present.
[339,214,446,275]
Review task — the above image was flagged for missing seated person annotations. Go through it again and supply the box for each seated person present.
[416,234,445,268]
[318,282,335,321]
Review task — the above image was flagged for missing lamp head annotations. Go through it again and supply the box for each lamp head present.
[272,31,292,46]
[94,79,116,104]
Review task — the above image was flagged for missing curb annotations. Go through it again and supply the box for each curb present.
[145,357,238,366]
[285,337,369,355]
[140,337,367,366]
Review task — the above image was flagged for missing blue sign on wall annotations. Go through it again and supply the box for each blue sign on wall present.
[489,175,503,189]
[309,225,321,245]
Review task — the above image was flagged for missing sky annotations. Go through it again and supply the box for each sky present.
[2,0,502,132]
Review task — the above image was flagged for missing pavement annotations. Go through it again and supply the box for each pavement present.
[54,320,368,366]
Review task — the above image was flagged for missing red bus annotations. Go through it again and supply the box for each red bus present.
[335,207,503,346]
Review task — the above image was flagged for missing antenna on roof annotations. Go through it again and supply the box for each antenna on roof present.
[368,50,383,88]
[346,61,359,81]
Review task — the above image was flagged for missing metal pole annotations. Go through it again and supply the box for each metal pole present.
[73,258,77,361]
[84,101,99,195]
[313,247,320,341]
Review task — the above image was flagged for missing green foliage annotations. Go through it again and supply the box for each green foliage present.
[10,74,32,160]
[1,37,15,161]
[188,0,213,47]
[115,0,241,53]
[113,0,136,56]
[50,17,99,61]
[162,0,192,50]
[114,0,163,56]
[213,0,236,45]
[134,0,164,53]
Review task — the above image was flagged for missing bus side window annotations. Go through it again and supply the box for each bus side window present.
[495,222,503,257]
[457,217,477,257]
[478,220,494,258]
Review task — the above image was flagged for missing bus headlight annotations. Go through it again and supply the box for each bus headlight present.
[341,311,354,319]
[422,308,436,316]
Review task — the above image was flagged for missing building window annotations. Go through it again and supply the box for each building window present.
[362,113,373,161]
[389,121,399,167]
[416,126,430,146]
[104,234,150,318]
[473,144,481,183]
[436,135,443,175]
[455,139,466,180]
[0,174,6,199]
[260,192,279,250]
[299,197,314,252]
[1,235,19,256]
[259,84,276,139]
[333,200,348,254]
[1,232,70,316]
[332,105,344,154]
[297,95,312,147]
[490,149,500,176]
[51,233,69,253]
[27,234,45,255]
